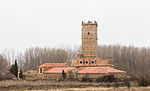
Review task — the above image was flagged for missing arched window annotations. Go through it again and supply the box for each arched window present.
[80,60,83,64]
[88,32,90,35]
[86,60,89,64]
[40,68,42,73]
[91,60,95,64]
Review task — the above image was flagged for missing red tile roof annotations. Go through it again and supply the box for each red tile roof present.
[77,67,124,74]
[44,67,76,74]
[39,63,67,68]
[43,66,124,74]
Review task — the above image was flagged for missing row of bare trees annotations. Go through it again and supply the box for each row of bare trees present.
[17,47,77,71]
[0,45,150,77]
[98,45,150,77]
[0,54,8,77]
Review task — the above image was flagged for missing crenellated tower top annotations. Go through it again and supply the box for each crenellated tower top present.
[81,20,98,58]
[82,21,98,27]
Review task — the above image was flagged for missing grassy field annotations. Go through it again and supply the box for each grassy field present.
[0,80,150,91]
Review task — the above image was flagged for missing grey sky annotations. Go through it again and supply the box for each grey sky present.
[0,0,150,52]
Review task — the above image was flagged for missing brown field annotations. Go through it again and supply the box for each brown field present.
[53,87,150,91]
[0,80,150,91]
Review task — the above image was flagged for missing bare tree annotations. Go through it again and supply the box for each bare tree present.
[0,54,8,77]
[2,44,150,78]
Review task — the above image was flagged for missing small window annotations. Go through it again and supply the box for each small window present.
[88,32,90,35]
[40,68,42,73]
[91,60,95,64]
[86,60,88,64]
[80,60,83,64]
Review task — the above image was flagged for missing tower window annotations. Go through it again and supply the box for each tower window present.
[88,32,90,35]
[91,60,95,64]
[40,68,42,73]
[86,60,89,64]
[80,60,83,64]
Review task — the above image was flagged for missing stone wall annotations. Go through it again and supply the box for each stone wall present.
[37,72,126,80]
[109,72,127,78]
[38,73,62,80]
[71,57,111,67]
[82,21,98,57]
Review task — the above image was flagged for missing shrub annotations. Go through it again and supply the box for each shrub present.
[139,78,150,86]
[81,74,93,82]
[19,69,23,79]
[62,70,66,79]
[96,74,116,83]
[81,77,93,82]
[68,71,74,80]
[124,80,131,88]
[9,59,18,77]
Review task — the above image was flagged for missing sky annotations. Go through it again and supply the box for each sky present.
[0,0,150,52]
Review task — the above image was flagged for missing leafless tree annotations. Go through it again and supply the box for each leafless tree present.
[2,44,150,78]
[98,45,150,77]
[0,54,8,77]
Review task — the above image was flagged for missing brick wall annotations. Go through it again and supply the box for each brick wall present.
[82,21,98,57]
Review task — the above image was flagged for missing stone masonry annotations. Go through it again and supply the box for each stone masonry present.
[82,21,98,57]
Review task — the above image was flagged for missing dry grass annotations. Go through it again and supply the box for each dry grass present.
[0,80,150,91]
[0,80,94,86]
[48,87,150,91]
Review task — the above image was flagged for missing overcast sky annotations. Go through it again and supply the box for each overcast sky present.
[0,0,150,52]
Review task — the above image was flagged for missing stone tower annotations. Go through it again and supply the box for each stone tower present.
[71,21,111,66]
[81,21,98,58]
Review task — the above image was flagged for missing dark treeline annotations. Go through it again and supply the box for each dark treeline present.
[0,45,150,78]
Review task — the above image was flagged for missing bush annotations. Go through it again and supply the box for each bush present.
[68,71,74,80]
[9,59,18,77]
[0,71,15,80]
[81,77,93,82]
[62,70,66,79]
[81,74,93,82]
[96,74,116,83]
[124,80,131,88]
[139,78,150,86]
[19,69,23,79]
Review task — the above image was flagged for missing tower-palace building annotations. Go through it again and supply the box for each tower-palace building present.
[71,21,111,66]
[37,21,126,80]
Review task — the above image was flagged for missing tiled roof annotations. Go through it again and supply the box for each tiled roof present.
[39,63,67,68]
[44,67,76,74]
[43,66,124,74]
[77,67,124,74]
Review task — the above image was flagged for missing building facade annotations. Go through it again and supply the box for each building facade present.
[71,21,111,67]
[37,21,126,80]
